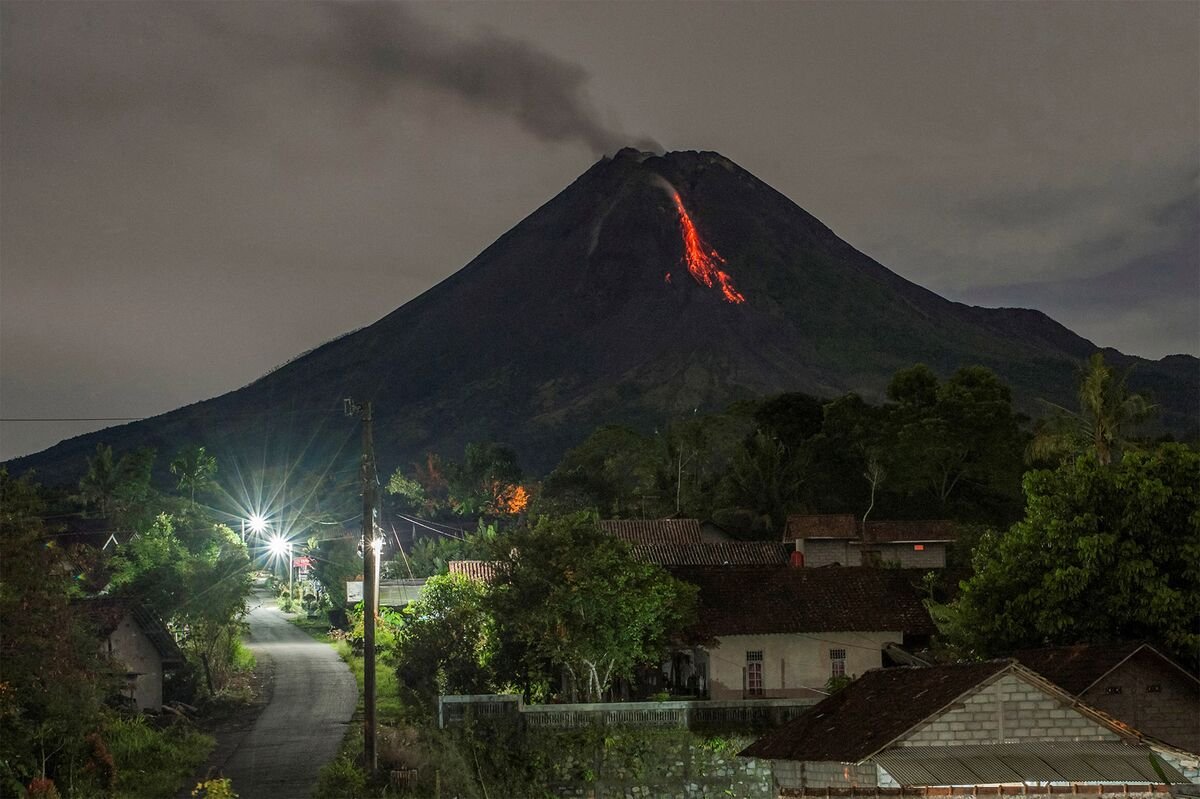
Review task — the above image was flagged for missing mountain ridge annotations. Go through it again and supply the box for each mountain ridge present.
[7,148,1197,484]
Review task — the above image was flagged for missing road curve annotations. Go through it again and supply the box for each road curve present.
[221,590,358,799]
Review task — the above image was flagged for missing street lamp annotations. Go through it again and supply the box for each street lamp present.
[268,534,293,600]
[241,513,268,543]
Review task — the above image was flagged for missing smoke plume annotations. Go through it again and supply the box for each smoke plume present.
[277,3,656,154]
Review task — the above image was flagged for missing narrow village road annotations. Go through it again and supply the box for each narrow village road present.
[220,589,358,798]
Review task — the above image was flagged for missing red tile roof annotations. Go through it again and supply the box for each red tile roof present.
[741,661,1012,762]
[632,542,791,567]
[599,518,702,544]
[448,560,498,583]
[672,566,937,638]
[784,514,859,540]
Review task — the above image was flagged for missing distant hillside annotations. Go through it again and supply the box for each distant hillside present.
[8,148,1196,485]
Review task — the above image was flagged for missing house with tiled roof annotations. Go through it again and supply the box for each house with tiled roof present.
[598,518,706,544]
[1013,642,1200,754]
[646,567,936,701]
[76,598,184,711]
[740,660,1199,792]
[784,514,958,568]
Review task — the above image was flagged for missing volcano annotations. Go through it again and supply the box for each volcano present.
[8,149,1197,483]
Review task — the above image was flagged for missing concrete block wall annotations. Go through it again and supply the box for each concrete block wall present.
[1079,649,1200,754]
[898,673,1120,747]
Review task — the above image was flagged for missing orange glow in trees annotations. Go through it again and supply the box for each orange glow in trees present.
[670,192,745,304]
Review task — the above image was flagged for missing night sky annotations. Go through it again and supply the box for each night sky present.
[2,1,1197,462]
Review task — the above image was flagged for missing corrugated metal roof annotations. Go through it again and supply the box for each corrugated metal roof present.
[874,742,1186,786]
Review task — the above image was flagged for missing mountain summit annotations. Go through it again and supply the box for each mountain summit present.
[9,149,1197,481]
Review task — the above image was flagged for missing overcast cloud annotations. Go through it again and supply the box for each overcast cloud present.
[2,1,1196,460]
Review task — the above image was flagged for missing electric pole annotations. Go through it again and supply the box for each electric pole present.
[344,397,378,775]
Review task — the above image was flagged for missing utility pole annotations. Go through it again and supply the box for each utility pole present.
[344,397,378,775]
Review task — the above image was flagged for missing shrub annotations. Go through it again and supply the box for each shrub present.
[315,754,366,798]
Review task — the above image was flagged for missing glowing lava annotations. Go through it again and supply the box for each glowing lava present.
[670,192,745,304]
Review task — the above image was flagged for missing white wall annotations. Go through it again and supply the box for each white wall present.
[107,614,166,711]
[706,631,895,700]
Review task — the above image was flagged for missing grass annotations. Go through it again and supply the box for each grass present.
[287,615,406,724]
[104,715,214,799]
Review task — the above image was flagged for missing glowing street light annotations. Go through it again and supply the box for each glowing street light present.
[240,513,268,543]
[268,534,294,600]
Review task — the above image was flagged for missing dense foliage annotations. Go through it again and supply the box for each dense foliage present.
[388,514,697,711]
[538,363,1028,532]
[0,441,253,797]
[954,444,1200,658]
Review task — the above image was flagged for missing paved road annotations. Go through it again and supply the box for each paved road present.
[221,590,358,799]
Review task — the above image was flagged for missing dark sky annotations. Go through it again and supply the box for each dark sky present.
[2,1,1197,462]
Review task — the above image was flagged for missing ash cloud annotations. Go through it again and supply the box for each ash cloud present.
[213,2,657,154]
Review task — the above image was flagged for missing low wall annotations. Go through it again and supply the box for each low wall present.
[439,693,816,732]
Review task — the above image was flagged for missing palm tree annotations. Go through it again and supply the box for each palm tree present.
[169,445,218,506]
[1029,353,1154,466]
[78,443,120,518]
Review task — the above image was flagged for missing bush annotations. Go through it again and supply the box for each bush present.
[314,754,366,798]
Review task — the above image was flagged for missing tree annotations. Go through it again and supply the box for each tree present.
[169,445,217,507]
[723,430,807,532]
[77,444,157,529]
[954,444,1199,659]
[486,514,696,702]
[540,426,659,516]
[1,472,113,795]
[176,524,251,694]
[391,573,495,712]
[1030,352,1154,466]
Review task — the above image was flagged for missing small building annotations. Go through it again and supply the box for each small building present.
[77,599,184,712]
[740,660,1197,792]
[1013,642,1200,755]
[655,567,937,701]
[784,514,957,568]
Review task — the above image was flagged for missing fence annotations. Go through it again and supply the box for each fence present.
[438,693,816,732]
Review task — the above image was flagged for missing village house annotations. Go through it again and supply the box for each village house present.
[740,660,1199,792]
[649,566,937,701]
[1013,642,1200,755]
[76,598,184,712]
[447,559,498,583]
[784,514,958,568]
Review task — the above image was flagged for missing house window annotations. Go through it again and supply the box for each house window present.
[830,648,847,678]
[913,544,925,551]
[746,651,764,696]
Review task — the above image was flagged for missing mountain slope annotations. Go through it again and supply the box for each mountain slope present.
[8,149,1197,483]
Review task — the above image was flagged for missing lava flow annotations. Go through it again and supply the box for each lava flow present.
[669,192,745,303]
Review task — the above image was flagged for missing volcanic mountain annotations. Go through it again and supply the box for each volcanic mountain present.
[9,149,1198,483]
